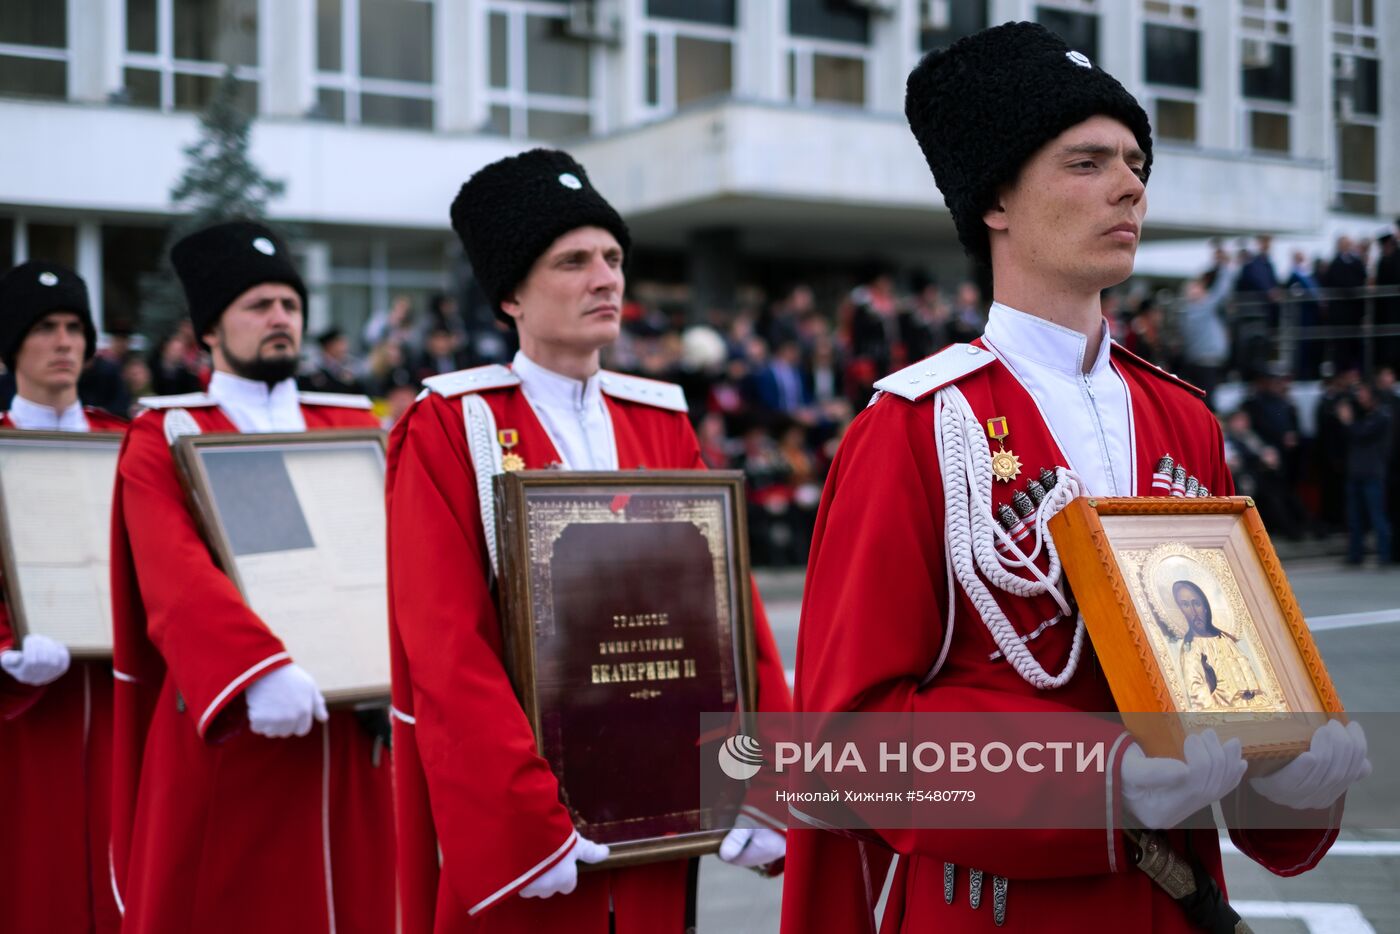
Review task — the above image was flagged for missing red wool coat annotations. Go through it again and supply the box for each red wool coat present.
[386,367,792,934]
[781,342,1340,934]
[108,396,395,934]
[0,407,127,934]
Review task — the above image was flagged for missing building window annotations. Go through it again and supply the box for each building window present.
[1331,0,1380,214]
[486,1,595,140]
[1239,0,1294,155]
[789,0,869,45]
[1035,1,1099,61]
[646,0,735,27]
[316,0,437,130]
[0,0,68,101]
[323,234,451,351]
[642,3,735,116]
[1141,1,1201,144]
[123,0,260,112]
[919,0,988,53]
[787,2,870,108]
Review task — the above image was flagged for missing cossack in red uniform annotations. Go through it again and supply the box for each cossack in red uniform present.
[0,405,127,934]
[780,341,1340,934]
[108,391,394,934]
[387,364,792,934]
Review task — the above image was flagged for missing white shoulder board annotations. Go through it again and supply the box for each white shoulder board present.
[422,364,520,399]
[872,344,994,402]
[137,392,218,409]
[597,371,687,413]
[297,391,373,410]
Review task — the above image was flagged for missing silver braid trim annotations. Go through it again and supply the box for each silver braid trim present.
[935,386,1086,690]
[162,408,202,446]
[461,395,504,578]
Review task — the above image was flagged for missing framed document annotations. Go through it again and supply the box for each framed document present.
[0,431,124,657]
[494,470,758,869]
[1050,496,1343,760]
[173,430,390,705]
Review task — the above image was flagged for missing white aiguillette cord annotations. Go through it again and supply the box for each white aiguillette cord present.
[935,385,1086,690]
[461,394,505,578]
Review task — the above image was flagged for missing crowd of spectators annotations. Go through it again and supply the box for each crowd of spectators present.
[4,219,1396,567]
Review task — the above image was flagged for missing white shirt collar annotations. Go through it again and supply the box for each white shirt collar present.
[983,301,1112,377]
[7,394,88,431]
[207,370,305,433]
[512,350,603,412]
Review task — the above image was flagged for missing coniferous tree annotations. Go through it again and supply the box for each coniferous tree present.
[140,68,287,339]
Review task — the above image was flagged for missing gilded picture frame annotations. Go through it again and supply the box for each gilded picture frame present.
[494,470,759,870]
[1049,496,1343,760]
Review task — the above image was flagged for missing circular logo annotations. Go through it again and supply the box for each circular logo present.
[252,236,276,256]
[718,734,764,781]
[37,271,59,287]
[1066,51,1092,69]
[558,172,583,190]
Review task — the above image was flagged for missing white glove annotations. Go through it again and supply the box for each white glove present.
[0,634,71,686]
[718,827,786,869]
[245,664,328,738]
[1250,720,1371,810]
[1122,730,1247,830]
[519,836,609,899]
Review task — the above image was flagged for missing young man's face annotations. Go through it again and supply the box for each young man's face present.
[206,282,304,383]
[986,115,1148,293]
[15,311,86,396]
[503,226,623,355]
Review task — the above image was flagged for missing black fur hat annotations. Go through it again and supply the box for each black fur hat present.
[905,21,1152,268]
[170,221,307,338]
[450,149,630,322]
[0,261,97,370]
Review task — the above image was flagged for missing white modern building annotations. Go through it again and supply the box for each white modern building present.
[1,0,1397,338]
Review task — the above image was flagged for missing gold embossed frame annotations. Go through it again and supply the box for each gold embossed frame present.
[494,471,758,869]
[1049,497,1342,760]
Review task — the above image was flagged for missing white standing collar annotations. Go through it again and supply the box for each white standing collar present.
[207,370,304,433]
[511,351,602,412]
[982,302,1112,377]
[7,394,88,431]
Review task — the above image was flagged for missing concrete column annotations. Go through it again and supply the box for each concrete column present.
[1292,0,1327,162]
[987,0,1030,28]
[439,0,488,132]
[301,241,333,336]
[601,0,646,131]
[77,221,104,333]
[1096,0,1136,87]
[736,0,786,104]
[688,226,741,320]
[261,0,316,117]
[68,0,125,103]
[1198,0,1236,151]
[1379,0,1400,217]
[867,0,919,116]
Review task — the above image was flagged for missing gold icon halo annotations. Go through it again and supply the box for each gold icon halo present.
[991,447,1022,483]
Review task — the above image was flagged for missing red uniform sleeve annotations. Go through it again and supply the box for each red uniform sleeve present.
[795,395,1132,879]
[386,394,579,919]
[116,414,291,739]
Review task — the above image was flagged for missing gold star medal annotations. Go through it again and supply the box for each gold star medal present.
[498,429,525,472]
[986,417,1022,483]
